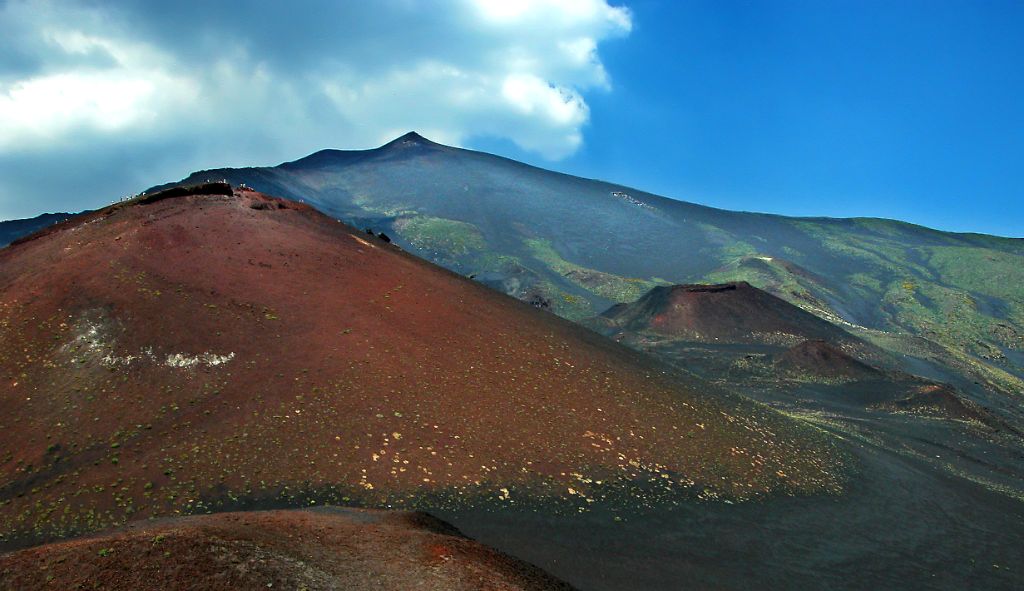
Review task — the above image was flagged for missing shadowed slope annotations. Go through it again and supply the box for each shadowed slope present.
[0,188,844,548]
[0,212,76,248]
[588,283,1011,427]
[0,507,576,591]
[774,340,882,381]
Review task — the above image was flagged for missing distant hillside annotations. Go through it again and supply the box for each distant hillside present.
[0,212,76,247]
[143,132,1023,394]
[585,281,1000,417]
[585,280,1023,512]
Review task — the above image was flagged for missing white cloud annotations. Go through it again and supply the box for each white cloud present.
[0,66,200,148]
[0,0,632,219]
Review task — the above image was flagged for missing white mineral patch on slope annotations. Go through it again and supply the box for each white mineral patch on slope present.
[102,350,149,366]
[611,191,654,210]
[63,315,234,369]
[164,352,235,368]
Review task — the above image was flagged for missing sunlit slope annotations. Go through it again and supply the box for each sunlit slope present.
[0,186,844,548]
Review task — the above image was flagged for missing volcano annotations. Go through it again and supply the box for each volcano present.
[132,132,1024,399]
[774,339,882,381]
[588,282,1011,429]
[595,281,861,348]
[9,132,1023,399]
[0,185,843,550]
[4,157,1024,590]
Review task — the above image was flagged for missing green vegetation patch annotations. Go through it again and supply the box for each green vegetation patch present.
[790,220,934,277]
[394,215,486,257]
[525,238,666,303]
[924,246,1024,301]
[782,220,1024,374]
[350,194,417,217]
[694,223,758,263]
[700,255,843,323]
[531,280,596,320]
[474,252,526,274]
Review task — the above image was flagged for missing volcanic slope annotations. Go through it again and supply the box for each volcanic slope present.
[584,282,1024,539]
[595,281,862,348]
[0,187,844,547]
[0,507,576,591]
[149,132,1024,393]
[588,280,1017,423]
[773,339,882,381]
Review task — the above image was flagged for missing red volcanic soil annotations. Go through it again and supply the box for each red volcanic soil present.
[600,282,856,347]
[774,340,882,381]
[0,507,576,590]
[0,188,845,547]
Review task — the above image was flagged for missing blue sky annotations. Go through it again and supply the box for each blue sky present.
[474,0,1024,237]
[1,0,1021,236]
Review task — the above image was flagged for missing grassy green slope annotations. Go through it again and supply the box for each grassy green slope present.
[686,218,1024,394]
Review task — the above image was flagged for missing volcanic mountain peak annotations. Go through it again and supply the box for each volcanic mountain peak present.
[377,131,448,154]
[389,130,430,145]
[274,131,443,172]
[366,131,440,154]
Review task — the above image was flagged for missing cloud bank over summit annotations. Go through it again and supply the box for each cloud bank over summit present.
[0,0,630,219]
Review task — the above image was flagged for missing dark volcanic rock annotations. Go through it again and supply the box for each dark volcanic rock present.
[775,339,882,381]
